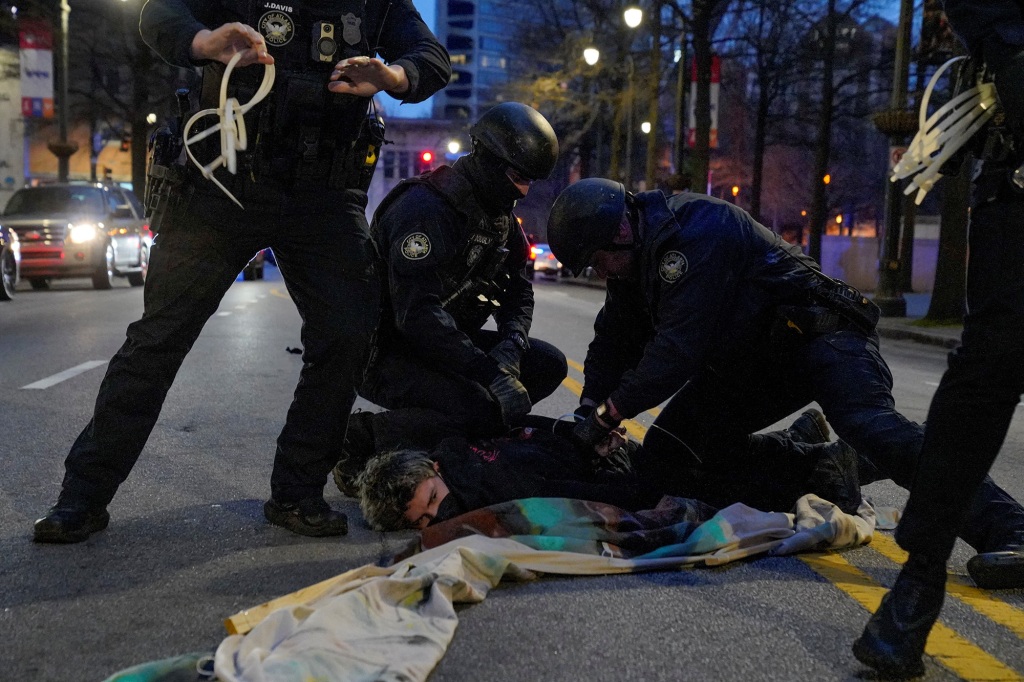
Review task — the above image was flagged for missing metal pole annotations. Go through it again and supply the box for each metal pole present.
[57,0,71,182]
[674,30,685,174]
[874,0,914,317]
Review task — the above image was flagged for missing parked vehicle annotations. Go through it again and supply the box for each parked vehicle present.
[526,243,564,279]
[3,182,150,290]
[0,223,19,300]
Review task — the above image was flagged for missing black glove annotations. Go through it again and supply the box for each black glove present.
[574,403,596,420]
[992,49,1024,136]
[573,409,615,450]
[488,339,523,379]
[488,372,532,426]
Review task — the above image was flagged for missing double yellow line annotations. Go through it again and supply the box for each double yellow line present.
[560,359,1024,680]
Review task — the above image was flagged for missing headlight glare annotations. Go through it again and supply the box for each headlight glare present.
[69,223,98,244]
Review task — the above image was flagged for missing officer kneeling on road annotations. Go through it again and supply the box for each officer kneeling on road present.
[332,103,569,495]
[32,0,450,543]
[547,178,1024,591]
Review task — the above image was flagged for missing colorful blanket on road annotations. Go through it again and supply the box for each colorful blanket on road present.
[105,494,880,682]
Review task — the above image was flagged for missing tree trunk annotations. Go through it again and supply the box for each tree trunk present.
[644,0,662,189]
[807,0,836,263]
[750,80,770,223]
[924,156,969,322]
[689,0,712,194]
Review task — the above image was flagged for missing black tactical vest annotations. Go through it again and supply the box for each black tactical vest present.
[197,0,376,186]
[373,165,513,330]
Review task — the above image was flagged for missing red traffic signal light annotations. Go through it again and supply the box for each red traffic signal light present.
[416,150,435,174]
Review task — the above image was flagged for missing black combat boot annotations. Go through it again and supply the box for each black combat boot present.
[34,499,110,544]
[785,408,830,445]
[264,497,348,537]
[967,545,1024,589]
[852,553,946,679]
[331,411,377,498]
[805,440,862,515]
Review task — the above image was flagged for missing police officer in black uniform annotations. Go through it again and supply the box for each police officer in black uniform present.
[332,103,568,494]
[547,178,1024,578]
[32,0,450,542]
[854,1,1024,676]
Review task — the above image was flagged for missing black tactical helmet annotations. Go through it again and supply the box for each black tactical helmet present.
[470,102,559,180]
[547,178,626,276]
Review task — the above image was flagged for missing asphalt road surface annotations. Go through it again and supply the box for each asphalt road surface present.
[1,267,1022,681]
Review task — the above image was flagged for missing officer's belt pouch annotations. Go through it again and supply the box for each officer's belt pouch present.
[813,280,880,334]
[770,305,842,345]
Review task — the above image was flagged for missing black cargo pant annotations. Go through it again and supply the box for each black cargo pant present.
[897,182,1024,558]
[58,183,380,507]
[356,330,568,454]
[643,324,1024,553]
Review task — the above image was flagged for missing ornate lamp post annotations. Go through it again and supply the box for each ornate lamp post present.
[871,0,917,317]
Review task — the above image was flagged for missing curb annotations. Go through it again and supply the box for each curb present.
[875,324,961,349]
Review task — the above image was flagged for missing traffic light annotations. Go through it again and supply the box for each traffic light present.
[416,150,434,174]
[119,134,131,153]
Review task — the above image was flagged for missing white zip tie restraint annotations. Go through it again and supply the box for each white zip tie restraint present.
[892,55,997,205]
[183,53,276,208]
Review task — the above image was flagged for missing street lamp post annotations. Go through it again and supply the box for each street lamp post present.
[47,0,77,182]
[624,54,634,189]
[871,0,916,317]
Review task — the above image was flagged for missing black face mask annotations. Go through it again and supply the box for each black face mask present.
[455,147,523,214]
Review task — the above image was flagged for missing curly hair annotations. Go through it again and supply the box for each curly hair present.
[357,449,437,531]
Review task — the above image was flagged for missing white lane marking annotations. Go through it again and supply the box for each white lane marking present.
[924,381,939,387]
[21,361,107,389]
[234,305,246,310]
[216,312,232,317]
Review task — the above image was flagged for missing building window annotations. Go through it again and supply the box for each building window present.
[445,105,472,119]
[448,0,474,15]
[449,19,473,29]
[447,35,473,50]
[398,150,411,179]
[383,150,396,179]
[450,53,469,65]
[479,55,506,69]
[446,88,472,99]
[451,69,474,85]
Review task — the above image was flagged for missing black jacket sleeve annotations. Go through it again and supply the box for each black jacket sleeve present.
[139,0,219,68]
[381,189,501,383]
[608,201,743,419]
[492,219,534,339]
[943,0,1024,63]
[582,280,649,406]
[374,0,452,104]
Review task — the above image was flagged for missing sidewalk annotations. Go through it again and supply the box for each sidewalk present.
[562,279,963,349]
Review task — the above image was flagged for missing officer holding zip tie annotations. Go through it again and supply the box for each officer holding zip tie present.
[32,0,450,543]
[547,178,1024,589]
[855,0,1024,676]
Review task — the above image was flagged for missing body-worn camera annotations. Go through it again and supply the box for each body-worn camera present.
[312,22,338,62]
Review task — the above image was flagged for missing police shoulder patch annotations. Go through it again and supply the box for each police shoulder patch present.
[659,250,688,283]
[259,11,294,47]
[401,233,432,260]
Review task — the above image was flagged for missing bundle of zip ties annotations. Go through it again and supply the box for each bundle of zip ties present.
[183,53,276,208]
[892,55,997,205]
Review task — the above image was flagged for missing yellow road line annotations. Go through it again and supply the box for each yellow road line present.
[801,552,1022,681]
[868,533,1024,639]
[562,357,1022,675]
[270,287,290,300]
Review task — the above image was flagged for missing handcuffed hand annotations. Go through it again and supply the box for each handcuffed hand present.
[488,372,532,426]
[488,339,523,379]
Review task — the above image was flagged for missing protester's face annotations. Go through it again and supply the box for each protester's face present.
[404,465,450,530]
